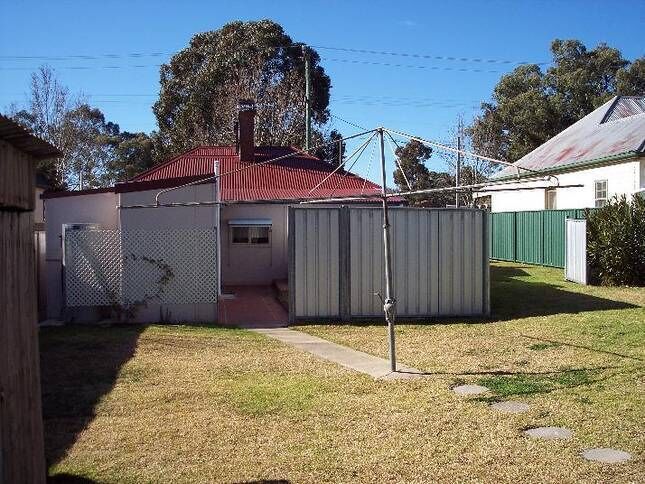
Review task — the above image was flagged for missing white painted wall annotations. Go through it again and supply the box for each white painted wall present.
[119,185,218,323]
[220,204,289,286]
[119,184,217,230]
[44,191,119,319]
[480,159,643,212]
[44,185,221,323]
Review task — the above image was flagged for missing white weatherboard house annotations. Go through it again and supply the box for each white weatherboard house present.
[478,96,645,212]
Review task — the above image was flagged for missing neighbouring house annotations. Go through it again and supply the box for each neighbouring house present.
[477,96,645,212]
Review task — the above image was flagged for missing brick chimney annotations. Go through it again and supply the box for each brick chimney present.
[237,100,256,163]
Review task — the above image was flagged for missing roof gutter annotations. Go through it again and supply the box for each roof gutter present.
[492,150,642,182]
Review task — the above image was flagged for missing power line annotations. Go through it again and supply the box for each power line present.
[312,44,549,66]
[0,58,509,74]
[322,57,503,73]
[0,43,548,66]
[0,64,163,71]
[1,91,481,105]
[329,114,367,131]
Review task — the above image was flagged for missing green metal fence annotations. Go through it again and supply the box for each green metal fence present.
[489,209,590,268]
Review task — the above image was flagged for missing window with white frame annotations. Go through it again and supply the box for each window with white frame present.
[229,219,271,246]
[545,188,557,209]
[594,180,608,207]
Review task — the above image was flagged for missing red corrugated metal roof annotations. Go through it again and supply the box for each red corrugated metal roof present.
[124,145,383,201]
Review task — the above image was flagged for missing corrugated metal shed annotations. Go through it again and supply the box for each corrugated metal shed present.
[495,96,645,178]
[0,114,62,160]
[289,206,489,322]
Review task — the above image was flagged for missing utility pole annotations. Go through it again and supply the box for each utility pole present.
[302,45,311,151]
[455,133,461,207]
[378,128,397,372]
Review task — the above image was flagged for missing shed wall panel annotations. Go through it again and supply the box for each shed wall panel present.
[291,207,489,320]
[292,208,340,319]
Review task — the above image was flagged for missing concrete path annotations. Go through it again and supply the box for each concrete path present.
[252,327,422,379]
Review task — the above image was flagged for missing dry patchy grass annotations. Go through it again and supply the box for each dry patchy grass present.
[42,263,643,482]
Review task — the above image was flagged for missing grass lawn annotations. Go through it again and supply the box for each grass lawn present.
[42,262,644,483]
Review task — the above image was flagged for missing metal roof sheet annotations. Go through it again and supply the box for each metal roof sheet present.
[601,96,645,123]
[495,96,645,178]
[0,114,62,159]
[124,145,383,202]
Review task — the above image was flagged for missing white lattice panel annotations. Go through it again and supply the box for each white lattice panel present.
[65,230,122,306]
[65,229,218,307]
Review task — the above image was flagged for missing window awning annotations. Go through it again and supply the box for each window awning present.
[228,218,272,226]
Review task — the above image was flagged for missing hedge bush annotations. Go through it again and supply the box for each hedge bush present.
[586,195,645,286]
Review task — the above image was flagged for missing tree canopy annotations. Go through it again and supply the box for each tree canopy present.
[153,20,331,158]
[392,139,455,207]
[11,66,154,189]
[469,39,645,162]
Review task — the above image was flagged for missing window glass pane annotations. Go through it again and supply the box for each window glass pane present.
[232,227,249,243]
[250,226,270,244]
[595,180,607,199]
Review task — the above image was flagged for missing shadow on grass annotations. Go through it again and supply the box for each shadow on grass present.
[40,324,145,469]
[48,474,98,483]
[298,264,638,328]
[520,334,643,362]
[489,265,638,321]
[393,365,619,378]
[472,367,617,400]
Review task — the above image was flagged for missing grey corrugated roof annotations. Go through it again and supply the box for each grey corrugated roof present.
[0,114,62,159]
[494,96,645,178]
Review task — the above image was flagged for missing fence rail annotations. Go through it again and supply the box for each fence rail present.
[489,209,591,268]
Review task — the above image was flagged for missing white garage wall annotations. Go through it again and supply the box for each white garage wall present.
[119,185,219,323]
[44,184,220,323]
[44,191,118,319]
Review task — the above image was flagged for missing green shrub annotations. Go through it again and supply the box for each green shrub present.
[586,195,645,286]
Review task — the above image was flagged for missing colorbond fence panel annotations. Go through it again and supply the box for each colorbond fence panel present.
[289,207,489,322]
[489,212,515,261]
[516,211,544,265]
[489,209,590,268]
[289,208,341,319]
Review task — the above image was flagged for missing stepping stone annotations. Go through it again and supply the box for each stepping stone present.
[524,426,572,440]
[453,384,489,396]
[491,401,530,413]
[582,448,632,464]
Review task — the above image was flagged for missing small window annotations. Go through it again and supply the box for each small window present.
[231,226,270,246]
[545,188,557,210]
[594,180,608,208]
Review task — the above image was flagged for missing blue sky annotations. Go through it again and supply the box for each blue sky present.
[1,0,643,176]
